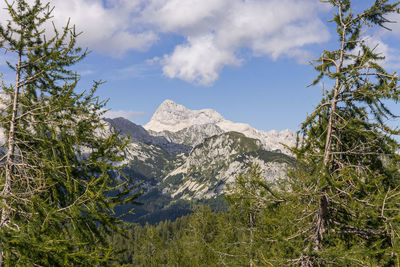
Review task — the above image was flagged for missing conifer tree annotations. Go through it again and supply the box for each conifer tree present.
[0,0,137,265]
[286,0,400,265]
[226,165,273,267]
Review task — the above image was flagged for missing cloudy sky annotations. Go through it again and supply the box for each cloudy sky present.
[1,0,400,131]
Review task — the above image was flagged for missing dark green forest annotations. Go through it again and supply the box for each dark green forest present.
[1,0,400,266]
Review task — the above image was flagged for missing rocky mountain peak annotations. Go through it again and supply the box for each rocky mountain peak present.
[157,99,190,115]
[144,100,225,132]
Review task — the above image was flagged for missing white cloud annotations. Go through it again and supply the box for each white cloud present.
[0,0,331,84]
[161,34,241,85]
[0,0,157,57]
[141,0,330,84]
[49,0,157,56]
[139,0,227,33]
[103,109,146,120]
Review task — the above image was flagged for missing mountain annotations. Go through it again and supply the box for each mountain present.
[160,132,293,200]
[144,100,225,132]
[105,100,297,223]
[104,117,191,154]
[116,129,293,224]
[148,123,224,147]
[145,100,296,154]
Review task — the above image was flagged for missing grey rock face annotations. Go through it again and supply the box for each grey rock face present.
[104,117,191,155]
[148,123,224,147]
[144,100,225,132]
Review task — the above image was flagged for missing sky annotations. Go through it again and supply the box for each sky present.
[1,0,400,132]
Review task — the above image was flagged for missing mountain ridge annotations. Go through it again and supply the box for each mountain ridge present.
[104,117,191,155]
[144,99,296,154]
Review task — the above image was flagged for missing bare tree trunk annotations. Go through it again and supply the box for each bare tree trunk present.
[0,51,22,267]
[323,8,346,167]
[313,4,347,256]
[312,194,329,252]
[249,212,255,267]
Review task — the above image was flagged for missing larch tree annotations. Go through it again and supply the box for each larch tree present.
[167,1,400,266]
[0,0,137,265]
[288,0,400,265]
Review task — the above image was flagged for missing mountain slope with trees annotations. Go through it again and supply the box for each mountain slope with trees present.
[106,116,293,224]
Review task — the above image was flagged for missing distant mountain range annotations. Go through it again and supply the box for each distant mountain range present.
[104,100,296,224]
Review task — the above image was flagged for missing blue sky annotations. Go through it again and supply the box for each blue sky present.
[1,0,400,132]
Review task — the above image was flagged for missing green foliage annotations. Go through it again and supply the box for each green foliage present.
[109,165,293,266]
[194,131,261,154]
[162,173,184,186]
[0,0,138,265]
[238,149,295,164]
